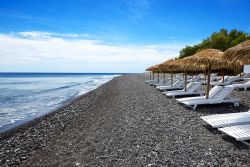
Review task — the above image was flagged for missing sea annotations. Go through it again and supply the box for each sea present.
[0,73,121,132]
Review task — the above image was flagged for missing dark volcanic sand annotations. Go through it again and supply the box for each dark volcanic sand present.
[1,74,250,167]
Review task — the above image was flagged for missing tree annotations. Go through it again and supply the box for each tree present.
[178,29,250,59]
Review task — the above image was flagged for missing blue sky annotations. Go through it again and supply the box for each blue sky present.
[0,0,249,72]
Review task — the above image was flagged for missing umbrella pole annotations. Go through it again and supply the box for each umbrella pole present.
[205,73,207,82]
[157,73,159,83]
[171,73,173,87]
[150,71,151,80]
[222,69,225,83]
[163,73,166,84]
[206,64,211,99]
[153,72,155,81]
[184,73,187,91]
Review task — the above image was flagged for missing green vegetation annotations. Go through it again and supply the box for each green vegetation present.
[179,29,250,59]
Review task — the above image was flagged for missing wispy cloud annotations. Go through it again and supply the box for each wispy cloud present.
[125,0,151,21]
[169,37,176,39]
[15,31,89,39]
[0,32,184,72]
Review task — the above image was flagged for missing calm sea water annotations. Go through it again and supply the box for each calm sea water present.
[0,73,121,132]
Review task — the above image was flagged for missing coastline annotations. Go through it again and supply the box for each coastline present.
[0,75,119,165]
[1,74,250,166]
[0,73,119,134]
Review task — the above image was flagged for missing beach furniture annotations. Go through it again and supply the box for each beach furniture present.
[210,76,233,86]
[177,85,223,102]
[233,80,250,91]
[201,111,250,128]
[149,78,163,86]
[155,78,171,87]
[219,124,250,145]
[165,82,205,98]
[188,74,202,82]
[177,85,240,110]
[157,79,184,91]
[147,78,158,85]
[211,74,245,86]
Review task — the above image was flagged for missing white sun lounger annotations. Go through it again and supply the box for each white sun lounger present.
[201,111,250,128]
[147,78,158,85]
[188,74,202,82]
[219,124,250,143]
[211,75,241,86]
[233,80,250,91]
[157,80,184,91]
[156,79,179,90]
[177,86,223,102]
[145,80,153,83]
[165,82,205,98]
[155,78,171,87]
[150,78,164,86]
[177,85,240,110]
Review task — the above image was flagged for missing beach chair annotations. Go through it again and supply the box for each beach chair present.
[177,85,222,102]
[201,111,250,128]
[147,78,158,85]
[149,78,164,86]
[165,82,205,98]
[157,80,184,91]
[210,74,242,86]
[145,80,153,83]
[188,74,202,82]
[154,78,171,87]
[219,124,250,145]
[177,85,240,110]
[233,80,250,91]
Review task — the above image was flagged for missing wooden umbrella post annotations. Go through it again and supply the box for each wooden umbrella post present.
[206,64,211,99]
[184,73,187,91]
[157,73,159,83]
[171,73,173,87]
[152,72,155,81]
[150,71,152,81]
[163,73,166,84]
[222,69,225,83]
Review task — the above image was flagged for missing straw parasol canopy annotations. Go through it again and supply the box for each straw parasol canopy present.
[178,49,226,98]
[223,40,250,72]
[159,59,184,73]
[181,49,225,72]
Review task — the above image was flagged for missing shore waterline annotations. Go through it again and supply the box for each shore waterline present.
[0,73,120,132]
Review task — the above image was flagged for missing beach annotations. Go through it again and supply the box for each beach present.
[1,74,250,166]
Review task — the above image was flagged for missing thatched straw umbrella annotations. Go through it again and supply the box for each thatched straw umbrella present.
[180,49,226,99]
[223,40,250,74]
[159,59,181,86]
[147,64,161,83]
[146,66,154,81]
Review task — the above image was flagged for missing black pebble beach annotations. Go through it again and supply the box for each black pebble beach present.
[1,74,250,166]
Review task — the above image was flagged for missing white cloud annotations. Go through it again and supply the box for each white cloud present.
[0,32,185,73]
[125,0,151,21]
[15,31,89,39]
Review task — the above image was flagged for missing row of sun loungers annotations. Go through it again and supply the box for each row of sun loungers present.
[177,85,240,110]
[201,111,250,145]
[164,82,205,98]
[145,72,250,146]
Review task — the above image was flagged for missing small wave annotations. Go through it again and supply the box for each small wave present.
[0,81,40,85]
[0,83,82,102]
